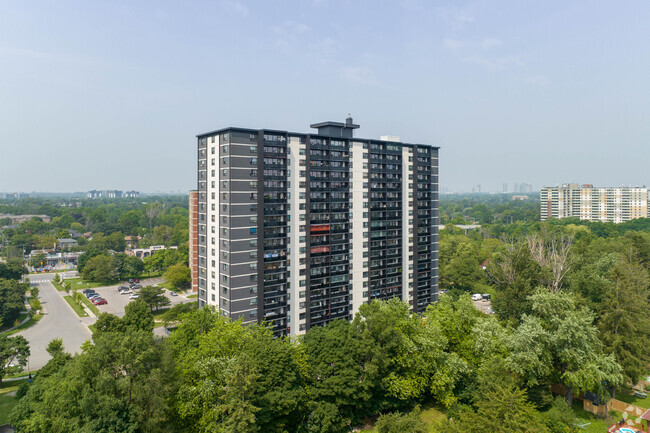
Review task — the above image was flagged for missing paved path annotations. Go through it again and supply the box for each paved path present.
[15,274,92,370]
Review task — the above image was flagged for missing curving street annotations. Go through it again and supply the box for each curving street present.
[16,274,93,371]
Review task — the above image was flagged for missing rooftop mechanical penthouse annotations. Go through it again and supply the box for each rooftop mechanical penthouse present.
[195,118,440,337]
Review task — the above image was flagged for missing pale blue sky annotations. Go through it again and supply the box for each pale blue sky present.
[1,1,649,193]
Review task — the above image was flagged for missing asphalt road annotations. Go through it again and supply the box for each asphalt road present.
[16,273,93,371]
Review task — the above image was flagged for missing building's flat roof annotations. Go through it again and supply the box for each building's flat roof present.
[196,126,439,148]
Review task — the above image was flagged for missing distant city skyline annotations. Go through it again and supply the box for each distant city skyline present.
[1,1,649,192]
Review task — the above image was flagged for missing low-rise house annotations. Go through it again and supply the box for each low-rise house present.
[55,238,78,251]
[125,245,177,259]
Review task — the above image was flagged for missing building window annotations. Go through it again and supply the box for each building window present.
[250,227,257,235]
[250,145,257,153]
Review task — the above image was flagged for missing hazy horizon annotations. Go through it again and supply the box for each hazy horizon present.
[2,1,649,193]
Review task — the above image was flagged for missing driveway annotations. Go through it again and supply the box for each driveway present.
[16,274,93,371]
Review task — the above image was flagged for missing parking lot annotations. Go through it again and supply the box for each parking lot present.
[473,299,493,314]
[89,284,190,317]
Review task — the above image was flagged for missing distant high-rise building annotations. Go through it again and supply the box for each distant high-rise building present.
[196,119,440,337]
[540,184,649,223]
[502,183,508,193]
[86,190,139,199]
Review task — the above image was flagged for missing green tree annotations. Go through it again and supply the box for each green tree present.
[46,338,64,357]
[0,278,28,327]
[444,241,482,292]
[139,286,171,311]
[509,290,623,404]
[122,300,155,333]
[10,332,175,432]
[598,260,650,387]
[81,254,117,283]
[444,383,549,433]
[487,240,542,321]
[374,408,426,433]
[0,258,26,279]
[164,263,191,289]
[29,253,47,269]
[0,334,30,386]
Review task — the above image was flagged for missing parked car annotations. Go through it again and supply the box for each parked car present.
[82,289,95,295]
[120,289,132,295]
[129,294,139,299]
[132,284,141,289]
[134,279,139,283]
[92,298,107,305]
[471,294,482,301]
[482,294,491,301]
[128,279,134,284]
[86,293,100,299]
[170,291,178,296]
[118,286,128,291]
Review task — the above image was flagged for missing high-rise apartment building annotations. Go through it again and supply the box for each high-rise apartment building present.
[195,118,439,337]
[540,183,649,223]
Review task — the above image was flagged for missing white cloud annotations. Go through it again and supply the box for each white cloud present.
[480,37,502,49]
[339,66,379,86]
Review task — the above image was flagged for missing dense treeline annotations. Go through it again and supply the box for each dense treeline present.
[440,193,540,225]
[7,196,650,432]
[10,292,627,433]
[0,196,189,255]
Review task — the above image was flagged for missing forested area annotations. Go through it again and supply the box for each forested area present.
[5,195,650,432]
[0,196,189,255]
[0,196,191,286]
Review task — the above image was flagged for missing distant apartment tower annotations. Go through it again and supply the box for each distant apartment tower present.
[540,184,649,223]
[87,190,139,199]
[196,119,440,337]
[189,190,199,293]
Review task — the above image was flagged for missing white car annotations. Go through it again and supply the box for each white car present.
[129,294,139,299]
[120,289,132,295]
[471,294,482,301]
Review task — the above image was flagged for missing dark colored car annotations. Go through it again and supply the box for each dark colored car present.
[82,289,95,295]
[92,298,107,305]
[118,286,129,291]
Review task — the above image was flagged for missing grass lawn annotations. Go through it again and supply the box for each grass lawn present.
[360,403,446,432]
[62,278,107,290]
[0,378,28,425]
[52,278,67,291]
[0,393,18,425]
[158,281,174,290]
[2,314,44,336]
[571,400,623,433]
[616,389,650,409]
[63,295,89,317]
[186,294,197,299]
[152,307,171,319]
[78,295,100,316]
[88,324,97,334]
